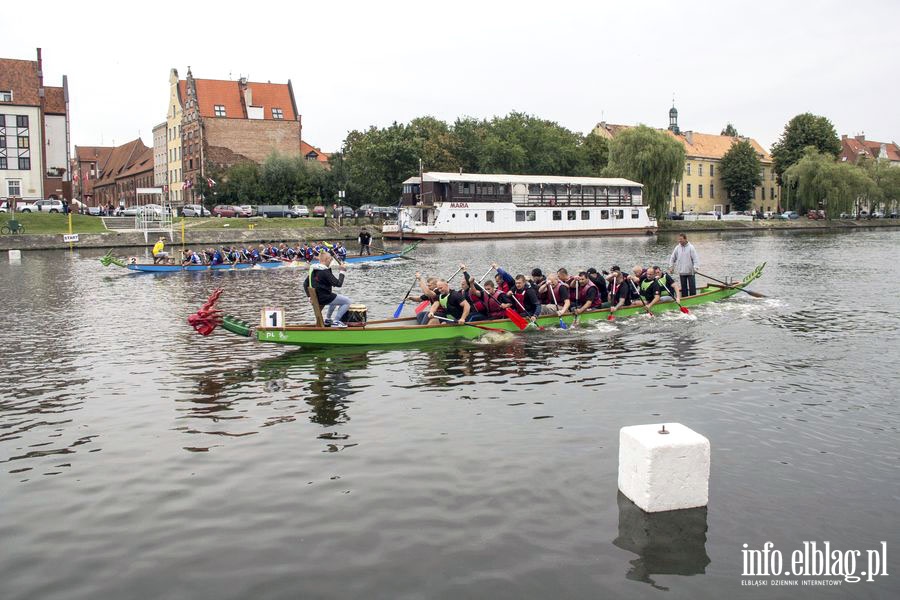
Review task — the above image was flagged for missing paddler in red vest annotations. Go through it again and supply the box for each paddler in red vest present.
[608,269,633,316]
[491,263,515,293]
[572,271,604,316]
[538,273,571,316]
[460,264,491,322]
[480,280,511,319]
[510,274,541,323]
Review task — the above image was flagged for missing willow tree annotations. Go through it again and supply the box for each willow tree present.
[782,148,877,216]
[604,125,685,218]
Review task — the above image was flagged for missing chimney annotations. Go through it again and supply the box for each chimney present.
[841,134,848,141]
[855,132,865,143]
[684,130,693,145]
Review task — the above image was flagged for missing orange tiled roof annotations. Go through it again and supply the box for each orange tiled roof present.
[593,122,771,161]
[93,139,150,185]
[45,86,66,114]
[119,147,154,178]
[0,58,40,105]
[841,136,900,163]
[300,140,331,163]
[181,78,296,120]
[75,146,114,163]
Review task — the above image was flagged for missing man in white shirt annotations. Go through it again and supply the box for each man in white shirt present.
[668,233,700,296]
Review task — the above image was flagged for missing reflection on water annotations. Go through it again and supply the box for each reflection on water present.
[614,492,710,591]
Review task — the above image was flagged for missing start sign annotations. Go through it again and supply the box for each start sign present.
[63,234,79,243]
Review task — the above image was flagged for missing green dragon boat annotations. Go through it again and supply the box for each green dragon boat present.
[215,264,765,348]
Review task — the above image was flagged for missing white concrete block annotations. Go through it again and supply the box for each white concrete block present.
[8,249,21,263]
[618,423,710,513]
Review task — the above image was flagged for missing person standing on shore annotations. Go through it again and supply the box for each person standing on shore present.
[668,233,700,297]
[358,229,372,255]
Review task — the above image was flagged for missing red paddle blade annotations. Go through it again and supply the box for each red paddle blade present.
[505,308,528,330]
[414,300,431,314]
[680,306,690,314]
[607,313,615,321]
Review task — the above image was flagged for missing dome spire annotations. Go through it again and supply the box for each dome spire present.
[668,94,680,135]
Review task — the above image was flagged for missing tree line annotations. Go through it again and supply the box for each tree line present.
[198,111,899,219]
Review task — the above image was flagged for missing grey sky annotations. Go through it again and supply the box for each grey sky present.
[6,0,899,154]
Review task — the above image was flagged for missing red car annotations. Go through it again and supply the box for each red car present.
[212,205,250,218]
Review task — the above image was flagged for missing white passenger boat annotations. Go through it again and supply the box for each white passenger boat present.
[382,172,656,240]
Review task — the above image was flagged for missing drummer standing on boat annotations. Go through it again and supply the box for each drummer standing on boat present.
[306,251,352,327]
[669,233,700,297]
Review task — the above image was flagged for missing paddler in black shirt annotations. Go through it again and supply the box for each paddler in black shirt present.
[652,266,680,302]
[608,269,633,316]
[426,279,471,325]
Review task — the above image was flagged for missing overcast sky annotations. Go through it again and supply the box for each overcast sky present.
[6,0,899,155]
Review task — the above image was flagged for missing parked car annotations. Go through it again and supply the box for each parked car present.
[889,211,899,219]
[0,201,8,213]
[778,211,800,220]
[212,205,249,218]
[807,210,826,220]
[373,206,399,218]
[20,199,65,213]
[258,205,300,218]
[312,205,326,217]
[291,205,310,217]
[871,210,885,218]
[181,204,210,217]
[87,206,102,216]
[239,204,257,217]
[357,203,377,217]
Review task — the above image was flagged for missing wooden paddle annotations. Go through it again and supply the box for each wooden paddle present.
[433,315,508,333]
[629,279,655,317]
[546,282,568,330]
[696,271,766,298]
[393,276,420,318]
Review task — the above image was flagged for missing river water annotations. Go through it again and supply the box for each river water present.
[1,231,898,599]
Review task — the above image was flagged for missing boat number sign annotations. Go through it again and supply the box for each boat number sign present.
[261,307,285,329]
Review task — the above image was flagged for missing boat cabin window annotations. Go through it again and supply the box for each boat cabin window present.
[515,211,526,222]
[451,213,456,218]
[552,210,561,221]
[601,210,610,219]
[458,183,473,195]
[615,209,624,219]
[581,210,590,220]
[567,210,576,220]
[526,210,536,221]
[631,209,640,219]
[486,211,494,222]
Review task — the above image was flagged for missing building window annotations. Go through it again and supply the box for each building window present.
[18,157,30,170]
[515,210,526,222]
[761,187,766,201]
[686,184,692,197]
[581,210,590,220]
[686,163,691,175]
[698,184,703,198]
[0,91,12,102]
[567,210,576,220]
[710,183,715,199]
[0,157,6,169]
[0,114,4,126]
[771,187,776,199]
[214,105,226,117]
[486,211,494,222]
[753,188,757,199]
[16,115,28,127]
[272,108,284,119]
[710,164,715,177]
[8,180,21,196]
[0,136,5,148]
[18,136,29,148]
[698,163,703,177]
[552,210,561,221]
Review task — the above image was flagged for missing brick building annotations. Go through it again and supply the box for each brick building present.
[91,139,154,208]
[72,145,113,204]
[0,48,70,203]
[177,68,302,204]
[300,140,331,166]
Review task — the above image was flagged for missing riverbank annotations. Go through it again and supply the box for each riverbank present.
[658,217,900,232]
[0,225,383,251]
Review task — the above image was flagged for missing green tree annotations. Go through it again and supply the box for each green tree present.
[604,125,685,218]
[771,113,841,181]
[577,134,609,175]
[721,123,739,137]
[719,140,762,210]
[782,148,877,216]
[858,157,900,214]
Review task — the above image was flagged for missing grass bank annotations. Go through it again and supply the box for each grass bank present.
[187,217,326,230]
[0,213,107,235]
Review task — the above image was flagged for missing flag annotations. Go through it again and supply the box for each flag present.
[206,177,216,187]
[73,170,80,184]
[184,179,193,189]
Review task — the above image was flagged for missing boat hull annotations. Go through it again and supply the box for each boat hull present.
[125,252,404,273]
[235,264,764,347]
[383,227,656,241]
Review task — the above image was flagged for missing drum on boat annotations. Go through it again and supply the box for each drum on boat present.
[346,304,367,326]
